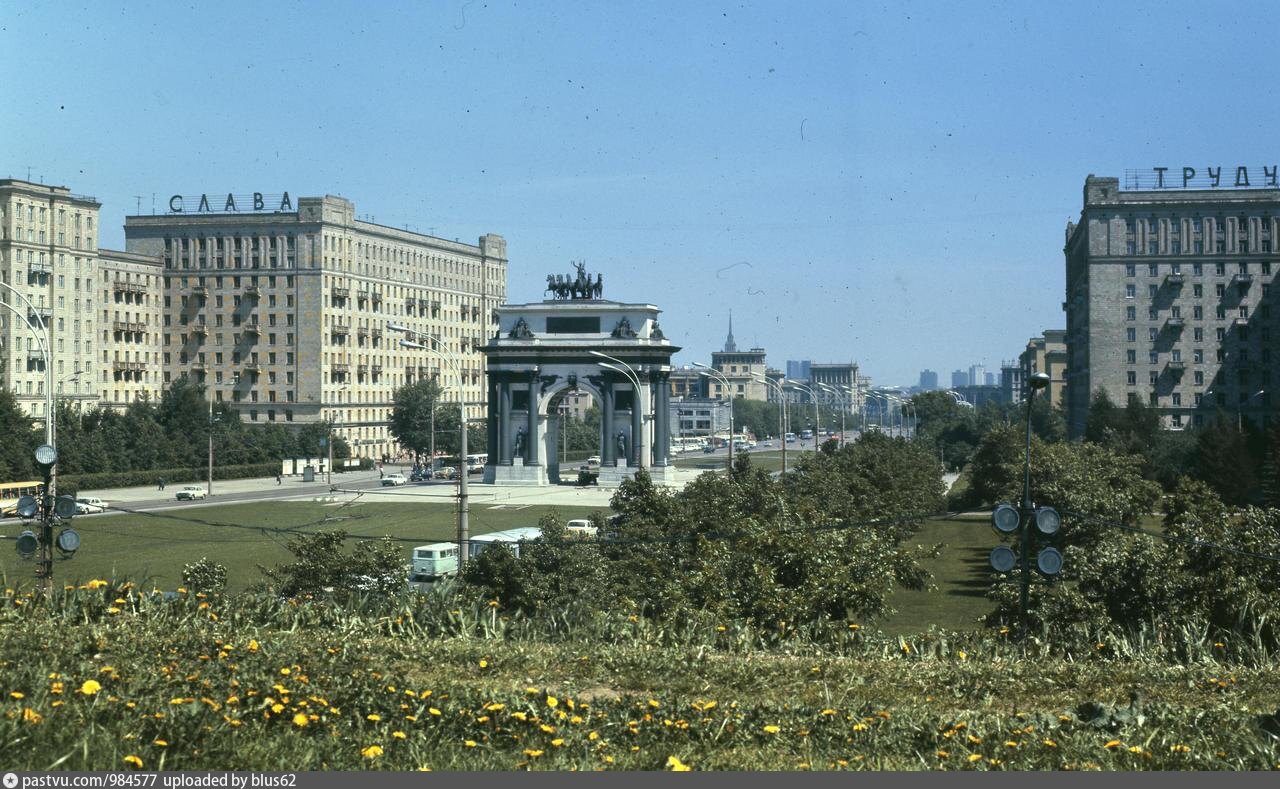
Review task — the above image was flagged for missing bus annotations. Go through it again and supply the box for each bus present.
[466,454,487,474]
[410,542,459,582]
[0,480,42,517]
[469,527,542,559]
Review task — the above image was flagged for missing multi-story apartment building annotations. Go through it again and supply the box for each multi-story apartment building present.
[0,180,103,426]
[1019,330,1067,409]
[809,362,863,413]
[918,369,939,391]
[1065,172,1280,436]
[124,193,507,458]
[709,318,768,401]
[98,249,165,407]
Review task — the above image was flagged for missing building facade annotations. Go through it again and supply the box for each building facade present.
[709,318,768,401]
[918,369,939,391]
[1019,330,1067,409]
[0,180,103,426]
[668,366,705,399]
[98,249,166,408]
[124,193,507,459]
[950,369,968,388]
[809,362,863,413]
[1065,173,1280,435]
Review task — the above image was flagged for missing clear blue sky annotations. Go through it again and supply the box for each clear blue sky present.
[4,1,1275,386]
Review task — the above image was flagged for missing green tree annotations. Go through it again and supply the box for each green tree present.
[0,388,37,481]
[1194,414,1258,505]
[388,378,444,459]
[257,530,406,598]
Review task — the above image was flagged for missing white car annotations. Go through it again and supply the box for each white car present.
[381,473,408,487]
[75,497,108,514]
[175,486,207,501]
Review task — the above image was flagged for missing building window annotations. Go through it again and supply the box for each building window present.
[1172,393,1182,406]
[1193,263,1203,276]
[1126,328,1137,342]
[1193,284,1203,298]
[1194,370,1204,385]
[1127,349,1137,364]
[1149,284,1158,298]
[1149,351,1159,364]
[1216,262,1226,275]
[1126,263,1136,277]
[1148,263,1158,277]
[1149,241,1159,255]
[1125,284,1135,299]
[1148,307,1159,320]
[1127,371,1137,385]
[1126,306,1136,321]
[1194,327,1204,342]
[1148,328,1158,341]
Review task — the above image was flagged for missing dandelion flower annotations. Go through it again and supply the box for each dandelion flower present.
[248,640,259,653]
[79,679,102,696]
[523,749,544,758]
[1170,744,1190,753]
[968,754,983,763]
[1043,739,1058,748]
[393,731,407,740]
[763,725,781,734]
[1104,740,1122,750]
[551,738,564,747]
[667,756,692,771]
[464,740,477,748]
[9,691,24,700]
[123,755,144,769]
[153,740,169,747]
[361,745,383,759]
[936,751,950,759]
[293,713,309,727]
[821,709,836,716]
[648,699,660,708]
[478,659,488,669]
[428,708,441,717]
[366,713,382,722]
[547,695,559,709]
[22,708,42,724]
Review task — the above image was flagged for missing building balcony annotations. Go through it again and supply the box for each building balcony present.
[191,286,207,296]
[190,323,209,335]
[112,360,146,372]
[332,363,351,373]
[1165,317,1185,329]
[242,323,261,334]
[243,363,262,375]
[371,292,383,305]
[1166,360,1186,372]
[357,290,370,304]
[244,285,261,298]
[331,324,350,336]
[113,321,147,334]
[26,348,45,362]
[1165,272,1184,285]
[371,364,382,375]
[189,362,206,372]
[332,286,350,299]
[357,327,369,338]
[29,259,53,275]
[1233,317,1249,327]
[1233,273,1254,286]
[112,279,146,294]
[357,364,369,376]
[371,328,383,341]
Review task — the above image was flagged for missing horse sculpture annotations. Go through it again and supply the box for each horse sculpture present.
[545,263,604,300]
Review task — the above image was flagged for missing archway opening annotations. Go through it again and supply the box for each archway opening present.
[544,386,602,484]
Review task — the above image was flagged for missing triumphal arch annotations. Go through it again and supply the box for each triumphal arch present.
[481,264,679,486]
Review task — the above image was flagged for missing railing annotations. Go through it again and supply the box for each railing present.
[1166,360,1186,372]
[112,360,146,371]
[1165,317,1185,329]
[1165,272,1184,285]
[244,285,261,297]
[242,323,261,334]
[191,286,208,296]
[332,287,350,299]
[331,324,350,335]
[332,363,351,373]
[190,324,209,335]
[1233,273,1254,285]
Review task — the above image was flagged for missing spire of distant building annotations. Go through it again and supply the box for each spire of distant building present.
[724,311,737,352]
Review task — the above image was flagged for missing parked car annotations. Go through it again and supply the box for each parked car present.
[703,445,716,453]
[433,466,457,480]
[175,486,207,501]
[381,473,408,487]
[75,497,108,514]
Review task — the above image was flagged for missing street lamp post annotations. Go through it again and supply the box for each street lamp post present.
[784,379,820,451]
[1238,389,1266,432]
[590,350,647,471]
[694,363,734,471]
[1020,372,1051,632]
[327,384,350,486]
[752,373,788,474]
[392,325,470,562]
[0,283,54,448]
[817,383,847,447]
[208,374,240,496]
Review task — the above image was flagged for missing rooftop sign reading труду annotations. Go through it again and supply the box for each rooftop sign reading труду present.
[1124,166,1280,191]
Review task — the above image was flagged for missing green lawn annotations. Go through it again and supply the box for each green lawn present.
[0,501,606,594]
[880,513,998,635]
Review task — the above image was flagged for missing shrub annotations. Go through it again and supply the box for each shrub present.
[182,557,228,593]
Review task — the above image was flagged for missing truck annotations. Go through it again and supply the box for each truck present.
[410,542,460,583]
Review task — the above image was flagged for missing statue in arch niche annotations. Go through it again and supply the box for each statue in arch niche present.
[513,427,526,458]
[617,430,629,460]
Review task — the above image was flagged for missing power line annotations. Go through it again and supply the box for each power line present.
[1063,510,1280,564]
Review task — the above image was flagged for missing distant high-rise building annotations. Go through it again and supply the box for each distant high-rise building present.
[1000,359,1024,404]
[919,369,938,390]
[710,317,768,401]
[1020,330,1068,410]
[951,370,968,388]
[983,371,996,386]
[786,359,811,380]
[969,365,987,390]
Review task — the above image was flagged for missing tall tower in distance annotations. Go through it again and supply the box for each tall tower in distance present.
[723,311,737,352]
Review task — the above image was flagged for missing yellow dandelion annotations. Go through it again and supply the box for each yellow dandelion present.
[22,707,42,724]
[523,749,544,758]
[271,703,285,714]
[821,708,836,716]
[551,738,564,747]
[87,579,109,590]
[428,707,441,716]
[648,699,660,708]
[79,679,102,696]
[153,739,169,747]
[957,650,967,660]
[9,691,24,700]
[588,731,599,741]
[393,731,406,740]
[280,667,291,676]
[539,724,555,734]
[667,755,692,771]
[478,659,488,669]
[1128,746,1143,754]
[485,702,505,712]
[1170,744,1190,753]
[292,713,309,727]
[763,724,781,734]
[366,713,382,722]
[1043,739,1057,748]
[361,745,383,759]
[1005,740,1019,748]
[547,695,559,708]
[247,639,259,652]
[123,755,144,769]
[1104,740,1122,749]
[936,750,950,759]
[968,754,983,763]
[464,740,477,748]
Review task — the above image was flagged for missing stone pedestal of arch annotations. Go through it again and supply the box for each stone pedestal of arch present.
[481,299,679,487]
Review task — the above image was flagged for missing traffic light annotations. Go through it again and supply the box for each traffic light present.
[988,502,1064,579]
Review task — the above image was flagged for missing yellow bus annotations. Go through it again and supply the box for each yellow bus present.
[0,480,43,517]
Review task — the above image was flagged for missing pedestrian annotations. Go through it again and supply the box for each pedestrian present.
[276,474,282,485]
[158,477,165,491]
[379,468,385,480]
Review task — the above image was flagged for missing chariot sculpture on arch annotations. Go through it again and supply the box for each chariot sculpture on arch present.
[544,260,604,301]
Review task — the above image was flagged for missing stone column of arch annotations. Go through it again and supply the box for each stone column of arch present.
[652,370,670,466]
[631,384,643,467]
[601,379,616,465]
[498,378,512,465]
[526,370,540,465]
[486,377,498,464]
